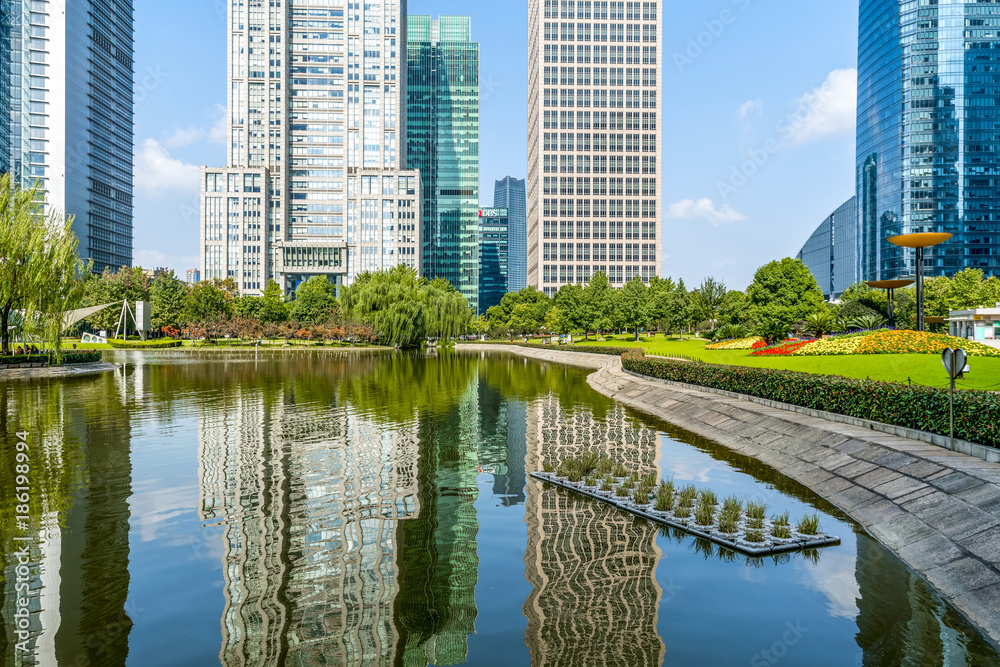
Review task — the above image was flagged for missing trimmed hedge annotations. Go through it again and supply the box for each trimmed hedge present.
[107,338,183,349]
[457,341,641,356]
[0,351,102,366]
[620,349,1000,449]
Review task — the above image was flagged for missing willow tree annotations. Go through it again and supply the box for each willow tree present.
[0,174,87,355]
[340,265,470,347]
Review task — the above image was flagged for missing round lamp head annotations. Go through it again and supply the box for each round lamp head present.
[887,232,953,249]
[866,279,915,290]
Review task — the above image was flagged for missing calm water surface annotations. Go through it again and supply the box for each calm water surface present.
[0,349,997,666]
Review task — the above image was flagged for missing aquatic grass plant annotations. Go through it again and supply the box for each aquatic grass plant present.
[600,477,614,492]
[746,500,767,520]
[542,461,555,473]
[613,463,629,478]
[745,528,765,543]
[674,504,691,519]
[797,513,820,536]
[699,489,718,507]
[718,511,739,535]
[585,476,596,487]
[654,480,675,512]
[694,501,716,527]
[722,495,742,516]
[772,511,792,539]
[616,483,632,498]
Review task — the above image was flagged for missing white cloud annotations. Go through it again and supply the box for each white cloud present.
[737,99,762,117]
[786,68,857,145]
[666,198,748,227]
[135,249,168,268]
[134,138,200,198]
[164,103,227,148]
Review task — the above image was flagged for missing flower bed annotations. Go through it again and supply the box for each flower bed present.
[750,339,814,357]
[620,349,1000,448]
[792,335,863,356]
[705,337,763,351]
[854,330,1000,358]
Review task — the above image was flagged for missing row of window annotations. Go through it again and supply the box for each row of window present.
[543,22,658,43]
[542,242,657,262]
[542,154,657,174]
[541,264,655,285]
[542,110,657,130]
[543,0,658,21]
[542,132,657,152]
[542,198,657,218]
[542,88,658,108]
[541,219,657,240]
[541,44,657,65]
[543,176,657,196]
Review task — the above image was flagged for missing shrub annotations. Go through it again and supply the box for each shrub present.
[0,352,102,366]
[620,349,1000,448]
[107,338,183,349]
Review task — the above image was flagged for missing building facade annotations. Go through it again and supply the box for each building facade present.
[201,0,421,296]
[527,0,663,296]
[186,268,201,284]
[478,207,509,315]
[0,0,10,176]
[797,196,858,301]
[494,176,527,292]
[6,0,134,272]
[858,0,1000,282]
[406,15,480,311]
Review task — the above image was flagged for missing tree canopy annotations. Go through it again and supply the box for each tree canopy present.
[746,258,825,325]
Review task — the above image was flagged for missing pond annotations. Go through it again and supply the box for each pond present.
[0,349,997,666]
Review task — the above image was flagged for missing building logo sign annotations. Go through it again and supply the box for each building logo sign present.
[478,208,508,218]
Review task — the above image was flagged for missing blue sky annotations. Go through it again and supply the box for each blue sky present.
[133,0,858,291]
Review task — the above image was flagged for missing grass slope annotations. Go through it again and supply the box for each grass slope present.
[573,336,1000,392]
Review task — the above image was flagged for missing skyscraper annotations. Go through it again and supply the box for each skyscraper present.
[858,0,1000,281]
[0,0,10,176]
[478,206,509,314]
[407,15,480,311]
[201,0,422,296]
[495,176,527,292]
[6,0,135,272]
[527,0,663,296]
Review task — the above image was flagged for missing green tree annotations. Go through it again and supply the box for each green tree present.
[150,270,189,331]
[554,284,585,337]
[233,295,264,321]
[508,302,542,337]
[717,290,750,326]
[185,279,233,322]
[583,271,615,335]
[0,175,87,354]
[692,276,727,327]
[487,286,551,332]
[290,276,337,325]
[82,266,153,331]
[617,276,649,341]
[259,279,290,323]
[746,258,824,324]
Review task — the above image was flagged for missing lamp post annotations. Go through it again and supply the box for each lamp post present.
[865,279,914,328]
[886,233,952,331]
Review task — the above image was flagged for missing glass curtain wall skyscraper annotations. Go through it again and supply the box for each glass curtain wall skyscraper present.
[527,0,663,295]
[406,15,480,311]
[797,196,858,301]
[858,0,1000,281]
[494,176,527,292]
[0,0,10,175]
[478,207,509,314]
[6,0,135,272]
[201,0,422,296]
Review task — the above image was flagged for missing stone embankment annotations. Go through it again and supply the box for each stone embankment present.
[0,362,119,381]
[457,344,1000,648]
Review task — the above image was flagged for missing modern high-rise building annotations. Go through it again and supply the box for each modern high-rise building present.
[0,0,10,176]
[406,15,480,311]
[6,0,135,272]
[797,196,858,301]
[527,0,663,296]
[186,268,201,284]
[201,0,422,297]
[858,0,1000,281]
[494,176,527,292]
[478,206,509,314]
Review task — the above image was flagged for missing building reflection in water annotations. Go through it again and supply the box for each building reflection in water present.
[0,366,136,667]
[522,394,666,666]
[196,354,490,666]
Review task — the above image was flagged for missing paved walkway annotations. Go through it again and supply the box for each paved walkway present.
[457,344,1000,647]
[0,362,119,381]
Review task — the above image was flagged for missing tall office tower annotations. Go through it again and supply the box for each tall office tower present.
[406,15,480,311]
[527,0,663,296]
[495,176,527,292]
[797,196,858,301]
[478,206,509,314]
[858,0,1000,281]
[0,0,10,175]
[202,0,422,296]
[6,0,135,272]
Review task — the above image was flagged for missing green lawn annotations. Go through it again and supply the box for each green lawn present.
[572,335,1000,392]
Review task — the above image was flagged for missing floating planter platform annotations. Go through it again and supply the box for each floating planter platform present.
[531,472,841,557]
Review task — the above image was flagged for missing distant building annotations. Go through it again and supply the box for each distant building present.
[407,16,480,311]
[494,177,527,292]
[6,0,135,272]
[949,306,1000,348]
[478,207,509,315]
[187,269,201,285]
[797,197,858,301]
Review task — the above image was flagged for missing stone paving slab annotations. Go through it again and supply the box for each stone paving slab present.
[456,345,1000,648]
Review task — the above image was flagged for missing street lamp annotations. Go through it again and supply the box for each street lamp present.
[865,279,914,328]
[886,233,952,331]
